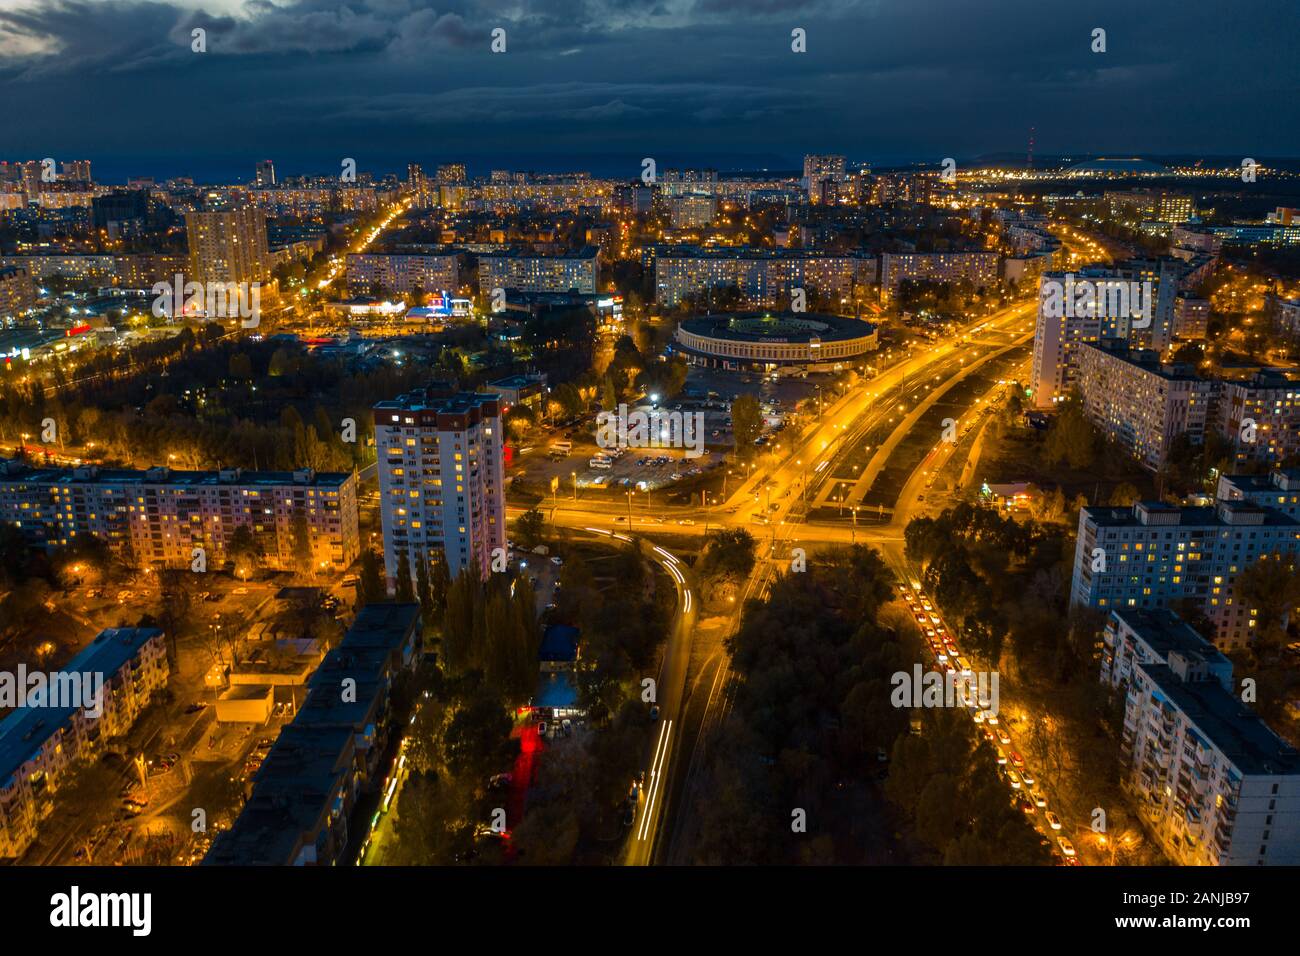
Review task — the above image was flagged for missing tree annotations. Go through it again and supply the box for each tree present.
[731,394,763,454]
[416,554,433,628]
[1108,482,1140,507]
[516,508,545,550]
[395,550,415,603]
[291,510,313,579]
[1236,555,1300,655]
[226,525,263,580]
[442,568,477,674]
[1043,395,1097,470]
[429,555,451,621]
[696,528,757,607]
[359,549,385,606]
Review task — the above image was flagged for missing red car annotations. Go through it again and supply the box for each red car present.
[1009,751,1025,769]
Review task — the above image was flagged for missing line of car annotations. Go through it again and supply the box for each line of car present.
[899,582,1077,864]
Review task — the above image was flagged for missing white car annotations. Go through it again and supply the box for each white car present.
[1058,836,1075,856]
[1045,811,1062,830]
[1006,769,1022,789]
[1020,769,1036,787]
[1034,793,1048,809]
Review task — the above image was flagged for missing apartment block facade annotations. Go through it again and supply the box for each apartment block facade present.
[373,388,505,583]
[346,252,460,296]
[1121,646,1300,865]
[878,251,1000,302]
[1076,340,1216,472]
[1072,499,1300,649]
[0,628,169,859]
[0,460,359,572]
[653,245,876,309]
[476,247,598,294]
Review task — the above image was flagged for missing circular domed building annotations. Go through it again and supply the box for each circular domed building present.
[670,311,878,372]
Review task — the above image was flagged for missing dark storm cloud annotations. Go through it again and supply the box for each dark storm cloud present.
[0,0,1296,171]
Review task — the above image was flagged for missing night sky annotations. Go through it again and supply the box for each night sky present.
[1,0,1296,182]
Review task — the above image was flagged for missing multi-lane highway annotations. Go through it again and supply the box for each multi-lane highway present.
[540,298,1039,863]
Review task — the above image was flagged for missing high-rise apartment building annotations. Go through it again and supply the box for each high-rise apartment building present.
[436,163,466,184]
[1076,340,1216,472]
[1173,295,1210,340]
[802,155,845,205]
[1071,498,1300,649]
[1215,372,1300,468]
[0,266,36,320]
[60,159,92,183]
[666,194,716,229]
[185,205,271,287]
[1030,261,1182,407]
[255,159,276,187]
[1103,609,1300,866]
[373,387,505,584]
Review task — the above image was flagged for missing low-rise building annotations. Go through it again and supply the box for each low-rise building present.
[204,604,420,866]
[0,628,169,859]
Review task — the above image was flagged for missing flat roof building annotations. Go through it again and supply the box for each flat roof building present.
[0,628,169,859]
[1071,499,1300,649]
[0,459,359,573]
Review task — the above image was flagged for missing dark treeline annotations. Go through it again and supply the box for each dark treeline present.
[686,545,1046,864]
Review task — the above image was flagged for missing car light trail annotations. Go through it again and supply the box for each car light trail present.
[638,719,673,842]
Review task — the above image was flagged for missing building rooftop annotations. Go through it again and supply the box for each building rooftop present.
[373,387,501,416]
[654,244,873,260]
[1083,500,1300,530]
[204,724,355,866]
[339,603,421,652]
[1221,469,1300,495]
[539,624,579,664]
[0,459,351,488]
[1110,608,1229,666]
[0,628,163,787]
[679,311,876,344]
[1140,663,1300,776]
[477,245,598,260]
[1083,340,1205,382]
